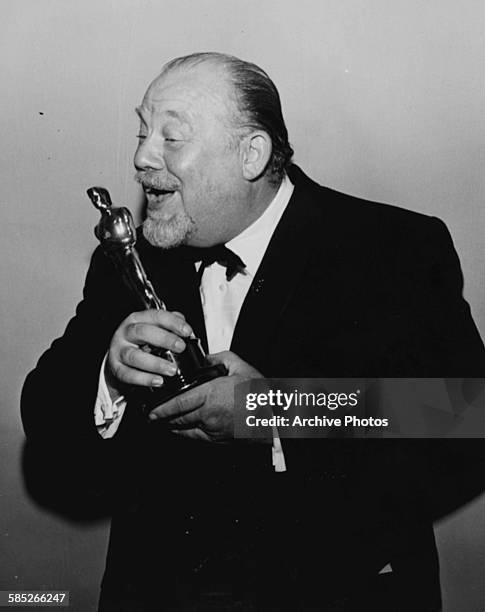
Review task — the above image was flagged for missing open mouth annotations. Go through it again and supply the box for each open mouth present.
[144,186,176,197]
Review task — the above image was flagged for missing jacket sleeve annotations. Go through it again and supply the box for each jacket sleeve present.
[20,246,145,515]
[21,246,134,438]
[410,216,485,376]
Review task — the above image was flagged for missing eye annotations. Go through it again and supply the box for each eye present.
[136,134,147,140]
[164,138,184,148]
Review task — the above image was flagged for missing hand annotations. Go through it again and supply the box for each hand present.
[148,351,267,443]
[105,309,193,393]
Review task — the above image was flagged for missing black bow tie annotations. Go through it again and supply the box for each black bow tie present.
[188,245,246,282]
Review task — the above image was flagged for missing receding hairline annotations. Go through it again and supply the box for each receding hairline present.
[155,53,256,116]
[144,58,246,129]
[158,52,242,80]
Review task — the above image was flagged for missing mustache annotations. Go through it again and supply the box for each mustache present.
[134,171,178,191]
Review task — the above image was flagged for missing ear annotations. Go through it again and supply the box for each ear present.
[240,131,272,181]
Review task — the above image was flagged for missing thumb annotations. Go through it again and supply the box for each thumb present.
[207,351,262,379]
[206,350,240,374]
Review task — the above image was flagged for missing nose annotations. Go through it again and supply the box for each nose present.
[134,136,166,172]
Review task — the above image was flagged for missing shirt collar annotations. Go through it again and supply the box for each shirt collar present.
[226,174,294,277]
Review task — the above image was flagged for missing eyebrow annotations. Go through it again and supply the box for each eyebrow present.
[135,106,192,127]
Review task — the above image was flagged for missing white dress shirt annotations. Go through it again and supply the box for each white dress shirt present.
[95,175,295,472]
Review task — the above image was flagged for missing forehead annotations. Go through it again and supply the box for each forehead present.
[140,64,235,123]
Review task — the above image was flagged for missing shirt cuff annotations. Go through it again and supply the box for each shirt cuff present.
[272,425,287,472]
[94,356,287,466]
[94,354,126,438]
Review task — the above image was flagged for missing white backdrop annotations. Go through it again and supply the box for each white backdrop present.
[1,1,484,610]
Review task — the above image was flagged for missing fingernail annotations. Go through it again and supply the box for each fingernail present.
[182,324,192,336]
[174,339,185,350]
[166,365,178,376]
[152,377,164,387]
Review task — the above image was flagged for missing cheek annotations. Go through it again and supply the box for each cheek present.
[179,151,226,196]
[170,146,240,216]
[165,149,207,193]
[164,149,191,178]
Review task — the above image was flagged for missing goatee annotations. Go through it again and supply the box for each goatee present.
[142,210,196,249]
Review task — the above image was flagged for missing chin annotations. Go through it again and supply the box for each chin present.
[142,214,196,249]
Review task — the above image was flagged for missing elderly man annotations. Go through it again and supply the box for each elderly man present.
[22,53,485,611]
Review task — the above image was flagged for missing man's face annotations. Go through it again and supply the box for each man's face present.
[134,64,247,248]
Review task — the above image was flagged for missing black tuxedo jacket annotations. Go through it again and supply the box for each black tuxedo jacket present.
[21,165,485,609]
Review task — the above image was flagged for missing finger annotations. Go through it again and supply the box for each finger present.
[171,428,211,442]
[138,310,193,337]
[124,322,187,353]
[172,311,186,321]
[148,388,204,420]
[119,345,178,377]
[207,351,261,379]
[165,409,203,429]
[206,351,234,367]
[111,361,165,388]
[206,351,242,375]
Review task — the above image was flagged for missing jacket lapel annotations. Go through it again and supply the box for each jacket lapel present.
[231,166,327,371]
